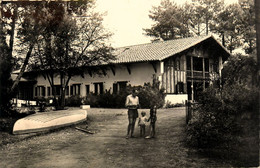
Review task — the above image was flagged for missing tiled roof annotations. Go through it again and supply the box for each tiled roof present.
[111,35,229,64]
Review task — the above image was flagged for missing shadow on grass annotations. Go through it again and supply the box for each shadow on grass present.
[187,114,259,167]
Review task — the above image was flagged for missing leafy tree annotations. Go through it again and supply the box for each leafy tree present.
[145,0,255,54]
[256,0,260,85]
[0,2,43,94]
[0,2,50,110]
[144,0,224,41]
[0,4,13,116]
[222,54,258,86]
[32,1,114,109]
[11,3,44,93]
[143,0,191,41]
[0,2,27,115]
[211,0,255,54]
[238,0,256,54]
[187,0,224,36]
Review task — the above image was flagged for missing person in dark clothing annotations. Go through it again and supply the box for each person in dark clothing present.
[145,105,157,139]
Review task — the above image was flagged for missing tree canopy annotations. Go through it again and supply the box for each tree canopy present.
[0,1,114,111]
[29,1,114,109]
[144,0,256,54]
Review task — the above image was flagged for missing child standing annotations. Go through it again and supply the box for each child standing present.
[146,105,157,139]
[138,111,148,137]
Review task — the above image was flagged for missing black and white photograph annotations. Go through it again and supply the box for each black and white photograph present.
[0,0,259,167]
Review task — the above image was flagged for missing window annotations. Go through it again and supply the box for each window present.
[54,85,61,95]
[46,86,67,96]
[47,87,51,96]
[70,84,81,96]
[65,86,69,95]
[174,58,180,70]
[113,83,118,94]
[35,86,46,97]
[204,58,209,72]
[193,57,203,71]
[113,81,127,94]
[86,85,90,95]
[94,82,103,95]
[205,82,210,88]
[35,87,38,96]
[186,56,191,70]
[176,82,184,94]
[118,81,127,92]
[213,63,219,72]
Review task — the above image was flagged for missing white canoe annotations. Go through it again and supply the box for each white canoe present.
[13,109,87,135]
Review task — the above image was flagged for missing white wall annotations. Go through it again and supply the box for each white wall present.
[35,62,160,97]
[165,94,188,104]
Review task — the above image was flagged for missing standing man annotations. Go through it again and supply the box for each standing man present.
[125,89,139,139]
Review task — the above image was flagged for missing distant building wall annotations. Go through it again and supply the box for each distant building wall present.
[165,94,188,105]
[34,62,160,97]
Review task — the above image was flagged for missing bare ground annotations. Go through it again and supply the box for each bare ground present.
[0,107,232,168]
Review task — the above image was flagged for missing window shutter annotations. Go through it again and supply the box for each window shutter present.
[70,85,73,95]
[42,86,46,97]
[35,87,38,96]
[113,83,117,94]
[86,85,90,95]
[100,83,103,94]
[78,84,81,95]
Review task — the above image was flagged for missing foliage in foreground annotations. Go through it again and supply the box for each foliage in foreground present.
[186,85,258,148]
[66,82,165,109]
[186,54,258,149]
[0,34,14,117]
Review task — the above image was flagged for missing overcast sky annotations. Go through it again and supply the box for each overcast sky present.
[95,0,238,48]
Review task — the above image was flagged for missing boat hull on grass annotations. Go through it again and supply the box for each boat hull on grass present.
[13,109,87,135]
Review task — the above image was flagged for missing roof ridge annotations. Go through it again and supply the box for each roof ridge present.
[115,35,211,49]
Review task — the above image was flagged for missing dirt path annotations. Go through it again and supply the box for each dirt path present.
[0,107,231,168]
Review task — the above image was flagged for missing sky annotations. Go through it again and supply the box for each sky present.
[95,0,238,48]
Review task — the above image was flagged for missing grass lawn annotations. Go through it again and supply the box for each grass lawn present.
[0,107,258,167]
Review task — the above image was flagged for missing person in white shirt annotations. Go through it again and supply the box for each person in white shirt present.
[138,111,148,137]
[125,89,139,139]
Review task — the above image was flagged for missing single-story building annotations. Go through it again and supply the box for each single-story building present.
[15,35,230,104]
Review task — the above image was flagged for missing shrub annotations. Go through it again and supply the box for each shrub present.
[0,43,14,117]
[73,82,165,108]
[186,54,259,149]
[83,93,99,107]
[186,87,240,148]
[65,95,83,107]
[164,101,185,108]
[64,78,166,108]
[137,83,165,108]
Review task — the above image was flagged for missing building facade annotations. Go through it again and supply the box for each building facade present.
[17,35,230,104]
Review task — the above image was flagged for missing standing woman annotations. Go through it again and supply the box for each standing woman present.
[125,89,139,139]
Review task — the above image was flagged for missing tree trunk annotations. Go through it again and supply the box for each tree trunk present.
[255,0,260,85]
[59,71,65,110]
[10,43,34,92]
[206,17,208,35]
[52,85,58,109]
[198,23,200,36]
[59,73,72,110]
[254,1,260,166]
[222,33,225,47]
[0,3,14,116]
[9,5,17,56]
[229,36,233,54]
